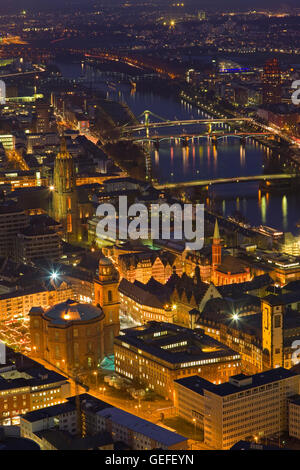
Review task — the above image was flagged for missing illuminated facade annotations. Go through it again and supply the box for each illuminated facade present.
[197,292,300,373]
[20,394,188,450]
[52,139,79,243]
[0,349,70,426]
[118,251,182,284]
[262,58,282,105]
[118,277,175,324]
[114,322,241,401]
[16,226,62,263]
[174,368,300,450]
[0,280,73,321]
[119,273,221,328]
[94,257,120,356]
[211,220,252,286]
[29,300,106,373]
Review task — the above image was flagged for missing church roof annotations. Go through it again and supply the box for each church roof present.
[213,219,220,240]
[215,255,250,275]
[43,299,104,325]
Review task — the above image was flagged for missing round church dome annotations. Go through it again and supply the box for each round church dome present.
[44,299,104,325]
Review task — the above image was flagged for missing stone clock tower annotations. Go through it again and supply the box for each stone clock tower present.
[262,295,284,369]
[94,256,120,355]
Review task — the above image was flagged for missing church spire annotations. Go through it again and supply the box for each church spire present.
[212,219,222,270]
[213,219,220,241]
[57,136,71,159]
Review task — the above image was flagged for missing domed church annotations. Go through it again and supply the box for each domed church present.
[30,256,120,373]
[30,300,104,373]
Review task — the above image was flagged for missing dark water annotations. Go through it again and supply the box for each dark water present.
[56,61,300,235]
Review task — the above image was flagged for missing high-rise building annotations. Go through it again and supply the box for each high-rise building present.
[262,58,282,105]
[52,138,79,242]
[0,201,29,257]
[16,226,62,263]
[35,99,50,133]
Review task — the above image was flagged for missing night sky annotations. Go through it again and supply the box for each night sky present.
[0,0,299,14]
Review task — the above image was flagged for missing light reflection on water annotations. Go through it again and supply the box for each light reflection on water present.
[56,61,300,234]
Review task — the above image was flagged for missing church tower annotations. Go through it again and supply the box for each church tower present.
[212,219,222,268]
[94,256,120,356]
[262,296,284,369]
[52,138,79,242]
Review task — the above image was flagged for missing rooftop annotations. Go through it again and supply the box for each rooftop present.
[175,368,298,398]
[116,322,240,367]
[41,299,104,325]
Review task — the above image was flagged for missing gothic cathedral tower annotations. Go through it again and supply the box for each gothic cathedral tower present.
[94,257,120,356]
[262,296,284,369]
[52,138,79,242]
[211,219,222,285]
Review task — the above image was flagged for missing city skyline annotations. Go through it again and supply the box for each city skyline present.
[0,0,300,455]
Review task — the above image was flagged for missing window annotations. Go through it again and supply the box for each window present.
[74,343,79,360]
[108,290,112,302]
[55,345,60,360]
[274,315,281,328]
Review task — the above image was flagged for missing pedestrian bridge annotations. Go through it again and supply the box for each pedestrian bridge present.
[153,174,294,189]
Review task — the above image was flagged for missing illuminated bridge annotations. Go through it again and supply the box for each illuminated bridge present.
[153,174,294,190]
[125,131,273,144]
[120,110,253,134]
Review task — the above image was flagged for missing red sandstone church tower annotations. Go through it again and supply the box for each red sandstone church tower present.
[212,219,222,269]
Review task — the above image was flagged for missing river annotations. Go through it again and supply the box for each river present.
[56,60,300,235]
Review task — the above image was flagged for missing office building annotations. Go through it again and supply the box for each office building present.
[0,201,28,257]
[16,226,62,263]
[114,322,241,400]
[262,58,282,105]
[174,368,300,449]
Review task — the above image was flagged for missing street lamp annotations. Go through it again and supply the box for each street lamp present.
[93,370,98,388]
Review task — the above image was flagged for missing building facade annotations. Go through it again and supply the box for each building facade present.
[174,368,300,450]
[52,138,79,243]
[0,349,70,426]
[94,257,120,356]
[114,322,241,401]
[29,299,107,373]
